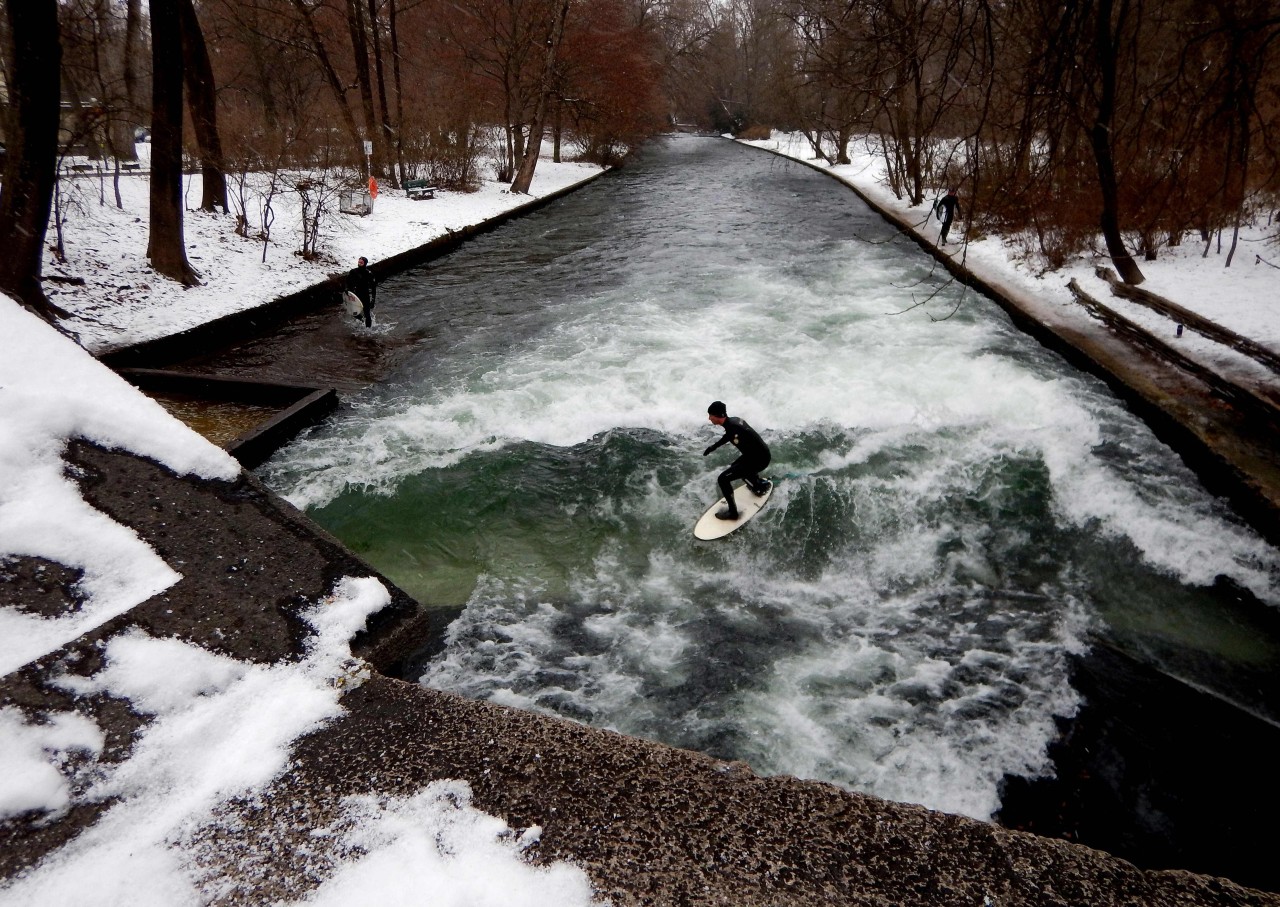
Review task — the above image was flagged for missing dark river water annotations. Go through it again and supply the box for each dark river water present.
[187,136,1280,889]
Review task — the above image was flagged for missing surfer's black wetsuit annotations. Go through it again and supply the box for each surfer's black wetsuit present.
[346,263,376,326]
[704,416,771,517]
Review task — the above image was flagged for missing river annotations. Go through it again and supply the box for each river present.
[246,136,1280,868]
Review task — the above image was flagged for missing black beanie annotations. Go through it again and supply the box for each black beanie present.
[708,400,727,417]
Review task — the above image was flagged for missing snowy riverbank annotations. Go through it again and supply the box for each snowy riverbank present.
[739,132,1280,402]
[46,152,606,355]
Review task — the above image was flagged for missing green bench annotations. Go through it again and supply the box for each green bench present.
[405,178,438,200]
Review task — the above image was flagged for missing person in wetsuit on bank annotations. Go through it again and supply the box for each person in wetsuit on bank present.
[935,189,960,244]
[703,400,772,520]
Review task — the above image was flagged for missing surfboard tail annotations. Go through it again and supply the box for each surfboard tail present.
[693,481,774,540]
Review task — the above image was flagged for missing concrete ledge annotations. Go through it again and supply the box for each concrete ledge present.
[187,671,1280,906]
[227,387,337,468]
[117,368,340,469]
[0,440,443,882]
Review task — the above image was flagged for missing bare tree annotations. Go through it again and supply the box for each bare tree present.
[58,0,138,163]
[122,0,143,144]
[1194,0,1280,265]
[784,1,871,162]
[556,0,667,164]
[344,0,383,175]
[630,0,724,128]
[1084,0,1145,283]
[511,0,571,193]
[386,0,409,183]
[286,0,367,164]
[442,0,542,182]
[365,0,398,180]
[291,169,345,260]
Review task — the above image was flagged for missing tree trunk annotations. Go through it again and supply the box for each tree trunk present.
[1220,12,1262,269]
[0,0,69,321]
[801,127,826,163]
[511,0,572,195]
[366,0,396,180]
[346,0,382,175]
[147,0,200,286]
[89,0,138,163]
[1090,128,1143,284]
[553,98,563,163]
[501,121,517,182]
[1088,0,1144,285]
[122,0,143,148]
[178,0,227,213]
[835,124,852,165]
[388,0,407,185]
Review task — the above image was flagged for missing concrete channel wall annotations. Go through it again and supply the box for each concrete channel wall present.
[116,368,339,469]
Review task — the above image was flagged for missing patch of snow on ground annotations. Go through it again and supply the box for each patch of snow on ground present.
[0,301,240,676]
[0,577,604,906]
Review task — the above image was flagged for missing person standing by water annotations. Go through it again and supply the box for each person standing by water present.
[935,189,960,244]
[703,400,771,520]
[347,256,377,327]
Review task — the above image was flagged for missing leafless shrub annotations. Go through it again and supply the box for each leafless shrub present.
[402,125,486,192]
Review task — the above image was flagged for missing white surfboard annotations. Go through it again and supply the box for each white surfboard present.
[693,480,774,540]
[342,290,364,319]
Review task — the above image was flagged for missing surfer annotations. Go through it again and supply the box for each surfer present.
[703,400,771,520]
[346,256,376,327]
[934,189,960,244]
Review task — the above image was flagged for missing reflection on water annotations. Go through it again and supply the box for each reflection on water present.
[148,392,280,447]
[162,307,428,395]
